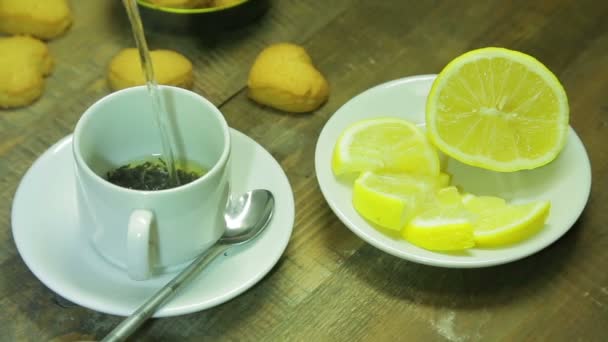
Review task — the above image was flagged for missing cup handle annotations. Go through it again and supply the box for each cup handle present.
[127,209,153,281]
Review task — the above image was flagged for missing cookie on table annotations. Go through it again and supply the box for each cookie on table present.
[247,43,330,113]
[107,48,193,91]
[0,0,72,39]
[0,36,54,109]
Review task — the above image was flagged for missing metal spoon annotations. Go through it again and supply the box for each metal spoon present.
[102,189,275,342]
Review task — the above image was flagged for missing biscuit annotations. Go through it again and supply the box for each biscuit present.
[247,43,329,113]
[107,48,193,91]
[0,36,54,108]
[0,0,72,39]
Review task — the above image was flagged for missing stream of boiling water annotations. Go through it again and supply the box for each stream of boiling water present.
[122,0,179,186]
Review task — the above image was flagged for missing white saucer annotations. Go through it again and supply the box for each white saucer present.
[12,129,294,317]
[315,74,592,268]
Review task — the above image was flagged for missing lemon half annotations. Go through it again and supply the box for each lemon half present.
[426,47,569,172]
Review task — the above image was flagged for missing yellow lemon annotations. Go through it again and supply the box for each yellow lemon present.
[332,117,440,176]
[352,171,445,231]
[426,47,569,172]
[462,194,550,247]
[402,187,474,251]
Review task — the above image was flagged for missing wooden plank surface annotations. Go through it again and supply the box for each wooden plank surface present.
[1,0,607,341]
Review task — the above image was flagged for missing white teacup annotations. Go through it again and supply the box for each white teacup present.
[73,86,231,280]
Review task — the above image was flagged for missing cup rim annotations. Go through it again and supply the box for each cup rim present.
[72,85,231,195]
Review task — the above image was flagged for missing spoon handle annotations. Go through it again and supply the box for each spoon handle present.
[102,244,230,342]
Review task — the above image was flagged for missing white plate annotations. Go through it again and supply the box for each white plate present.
[314,74,591,268]
[12,129,294,317]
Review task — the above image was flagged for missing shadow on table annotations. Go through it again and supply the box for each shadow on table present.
[341,211,587,310]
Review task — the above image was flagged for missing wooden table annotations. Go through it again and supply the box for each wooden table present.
[2,1,607,341]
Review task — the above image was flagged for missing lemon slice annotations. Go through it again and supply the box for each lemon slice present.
[426,47,569,172]
[352,171,443,231]
[402,187,474,251]
[332,117,440,176]
[403,217,474,251]
[462,194,550,247]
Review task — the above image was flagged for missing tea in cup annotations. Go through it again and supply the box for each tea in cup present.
[73,85,231,280]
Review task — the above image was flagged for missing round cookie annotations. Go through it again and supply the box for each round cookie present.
[0,0,72,39]
[247,43,329,113]
[107,48,193,91]
[0,36,54,108]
